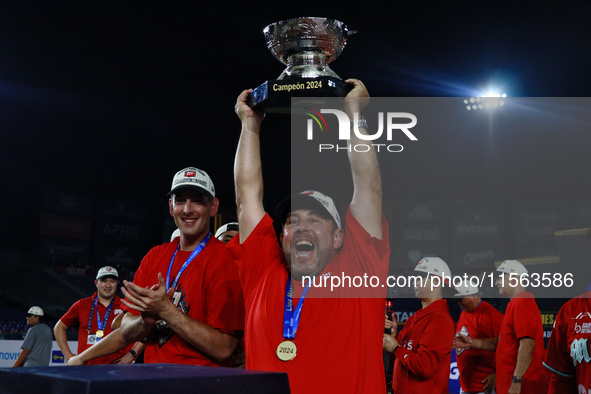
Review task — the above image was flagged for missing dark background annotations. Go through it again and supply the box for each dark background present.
[1,1,590,276]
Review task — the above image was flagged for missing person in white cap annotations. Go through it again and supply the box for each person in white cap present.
[54,266,136,364]
[12,306,52,367]
[543,228,591,393]
[452,279,503,394]
[77,167,244,367]
[383,257,455,394]
[215,222,239,244]
[233,80,390,394]
[456,260,549,394]
[170,228,181,241]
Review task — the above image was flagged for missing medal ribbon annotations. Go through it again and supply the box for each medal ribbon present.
[87,295,115,334]
[283,274,311,339]
[166,232,211,292]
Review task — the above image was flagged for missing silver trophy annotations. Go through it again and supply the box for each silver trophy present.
[248,17,355,112]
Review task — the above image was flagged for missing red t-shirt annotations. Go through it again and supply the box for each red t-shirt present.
[455,300,504,392]
[59,292,130,365]
[392,299,455,394]
[126,236,244,365]
[230,209,390,394]
[544,292,591,394]
[495,291,550,394]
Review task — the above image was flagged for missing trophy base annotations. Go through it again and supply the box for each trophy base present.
[247,76,354,113]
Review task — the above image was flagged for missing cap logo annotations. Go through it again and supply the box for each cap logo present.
[185,171,196,177]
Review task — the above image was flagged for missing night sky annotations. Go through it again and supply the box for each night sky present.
[2,1,591,256]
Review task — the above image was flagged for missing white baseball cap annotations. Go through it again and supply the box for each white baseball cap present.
[96,266,119,280]
[275,190,342,229]
[454,280,480,297]
[215,222,239,239]
[414,256,453,287]
[169,167,215,198]
[27,306,44,316]
[496,260,528,276]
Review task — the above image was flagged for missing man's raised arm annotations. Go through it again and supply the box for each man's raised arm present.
[344,79,383,239]
[234,89,266,242]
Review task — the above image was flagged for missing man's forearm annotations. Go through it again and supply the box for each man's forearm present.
[159,304,237,362]
[75,328,129,364]
[472,337,499,351]
[53,321,75,360]
[514,338,535,379]
[235,122,263,203]
[120,313,152,344]
[234,117,265,241]
[344,81,383,238]
[12,349,30,367]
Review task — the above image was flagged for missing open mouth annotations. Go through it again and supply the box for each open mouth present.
[295,240,314,252]
[294,240,315,258]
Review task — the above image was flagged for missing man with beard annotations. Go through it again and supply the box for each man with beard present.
[232,79,390,394]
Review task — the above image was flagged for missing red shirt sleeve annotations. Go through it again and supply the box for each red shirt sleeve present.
[544,303,575,380]
[60,299,82,327]
[513,297,542,340]
[228,214,285,293]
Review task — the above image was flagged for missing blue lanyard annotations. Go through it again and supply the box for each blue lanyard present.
[283,275,311,339]
[166,232,211,292]
[87,295,115,333]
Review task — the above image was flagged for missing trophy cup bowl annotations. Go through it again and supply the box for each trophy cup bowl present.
[248,17,354,112]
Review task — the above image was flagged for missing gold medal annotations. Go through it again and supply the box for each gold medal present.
[95,330,104,338]
[276,340,297,361]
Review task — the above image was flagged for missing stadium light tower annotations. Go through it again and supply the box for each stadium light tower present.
[464,87,507,111]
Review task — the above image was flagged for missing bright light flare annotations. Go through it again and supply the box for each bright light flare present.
[463,93,507,111]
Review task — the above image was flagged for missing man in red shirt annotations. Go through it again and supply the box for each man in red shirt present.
[456,260,549,394]
[68,168,244,366]
[544,291,591,393]
[232,80,390,394]
[383,257,456,394]
[453,281,504,393]
[543,229,591,393]
[54,266,133,364]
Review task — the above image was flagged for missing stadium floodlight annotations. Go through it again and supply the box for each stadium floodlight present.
[463,92,507,111]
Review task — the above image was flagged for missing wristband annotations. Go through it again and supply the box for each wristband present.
[512,375,522,383]
[129,349,137,357]
[350,117,368,130]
